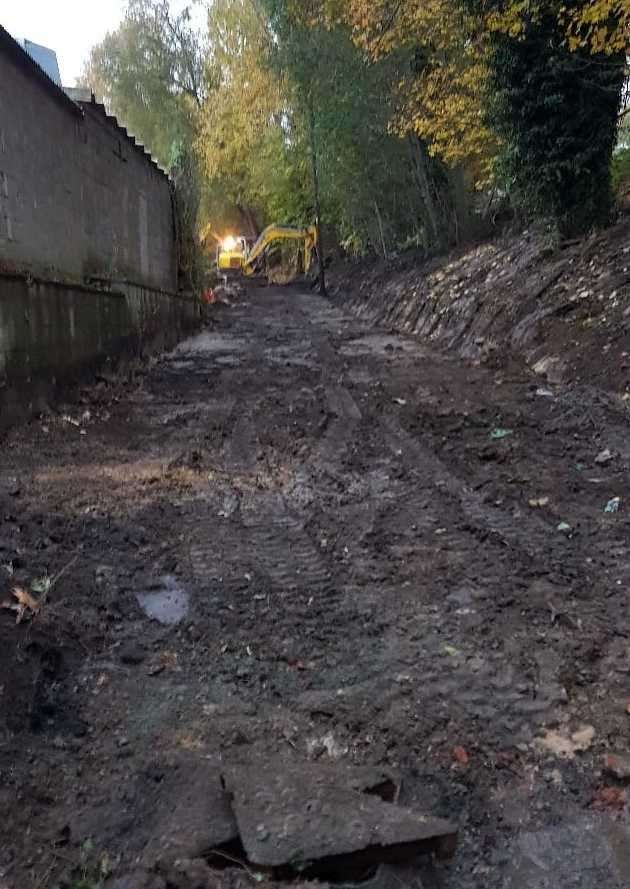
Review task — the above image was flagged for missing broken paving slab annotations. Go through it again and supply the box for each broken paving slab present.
[71,756,239,872]
[140,757,238,865]
[222,761,457,874]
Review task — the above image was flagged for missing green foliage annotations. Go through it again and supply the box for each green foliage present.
[81,0,205,167]
[260,2,441,252]
[485,10,625,235]
[196,0,310,233]
[81,0,630,259]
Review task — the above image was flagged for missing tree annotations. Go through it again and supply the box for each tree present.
[197,0,311,238]
[323,0,498,187]
[480,0,627,233]
[82,0,206,167]
[262,0,457,268]
[171,140,203,291]
[337,0,628,233]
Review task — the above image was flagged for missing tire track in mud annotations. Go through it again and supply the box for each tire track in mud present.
[222,411,259,473]
[314,383,362,469]
[380,412,568,561]
[189,492,331,595]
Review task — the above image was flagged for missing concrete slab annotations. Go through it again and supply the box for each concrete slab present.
[141,758,238,866]
[501,816,630,888]
[222,761,457,874]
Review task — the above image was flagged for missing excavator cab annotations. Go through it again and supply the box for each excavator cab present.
[217,235,248,274]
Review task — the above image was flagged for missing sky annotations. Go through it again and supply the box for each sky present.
[1,1,128,85]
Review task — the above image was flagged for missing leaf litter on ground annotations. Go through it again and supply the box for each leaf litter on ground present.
[0,555,77,626]
[1,586,42,624]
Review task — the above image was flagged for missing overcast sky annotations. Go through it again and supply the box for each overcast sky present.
[2,1,128,84]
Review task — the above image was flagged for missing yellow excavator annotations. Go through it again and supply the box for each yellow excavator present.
[212,224,318,283]
[242,224,318,281]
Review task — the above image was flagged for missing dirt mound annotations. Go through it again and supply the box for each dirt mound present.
[331,216,630,391]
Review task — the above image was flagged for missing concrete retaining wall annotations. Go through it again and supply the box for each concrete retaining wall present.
[0,33,176,291]
[0,272,199,425]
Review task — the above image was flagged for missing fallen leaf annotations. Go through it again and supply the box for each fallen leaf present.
[571,725,596,750]
[453,746,470,765]
[591,786,626,811]
[603,753,630,781]
[535,730,576,759]
[160,651,178,668]
[535,724,595,759]
[1,586,41,624]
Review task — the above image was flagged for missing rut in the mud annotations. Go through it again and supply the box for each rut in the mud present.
[2,286,630,889]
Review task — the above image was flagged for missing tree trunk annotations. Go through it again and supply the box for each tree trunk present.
[374,201,388,259]
[408,136,443,250]
[236,205,259,240]
[308,95,327,297]
[448,166,472,246]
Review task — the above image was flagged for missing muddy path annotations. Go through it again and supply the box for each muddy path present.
[2,286,630,888]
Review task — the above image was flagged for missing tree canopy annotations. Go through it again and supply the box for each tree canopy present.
[83,0,630,262]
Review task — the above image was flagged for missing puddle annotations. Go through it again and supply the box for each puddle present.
[175,332,249,356]
[340,335,422,358]
[136,575,190,625]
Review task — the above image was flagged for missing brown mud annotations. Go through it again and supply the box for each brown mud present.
[2,283,630,888]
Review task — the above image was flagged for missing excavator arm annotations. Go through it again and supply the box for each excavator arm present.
[242,224,318,278]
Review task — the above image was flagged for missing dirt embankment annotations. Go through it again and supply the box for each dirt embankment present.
[330,217,630,391]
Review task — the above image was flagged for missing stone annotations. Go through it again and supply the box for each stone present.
[222,760,457,874]
[604,753,630,782]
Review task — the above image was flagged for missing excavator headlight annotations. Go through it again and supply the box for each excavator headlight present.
[222,236,238,252]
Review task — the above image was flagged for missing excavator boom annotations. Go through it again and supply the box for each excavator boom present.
[242,224,318,279]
